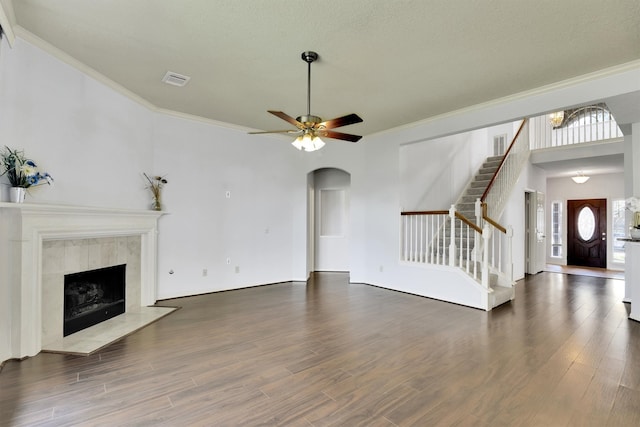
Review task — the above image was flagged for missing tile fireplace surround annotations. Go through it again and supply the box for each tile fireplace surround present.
[0,202,167,359]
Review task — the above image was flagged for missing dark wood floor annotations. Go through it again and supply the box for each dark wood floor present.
[1,272,639,426]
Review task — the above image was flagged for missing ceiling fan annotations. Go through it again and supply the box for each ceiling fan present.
[249,51,363,151]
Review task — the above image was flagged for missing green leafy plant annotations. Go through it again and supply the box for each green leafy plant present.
[0,146,53,188]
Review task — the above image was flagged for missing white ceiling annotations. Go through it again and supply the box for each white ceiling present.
[3,0,640,138]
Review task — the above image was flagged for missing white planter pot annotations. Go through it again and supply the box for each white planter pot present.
[9,187,26,203]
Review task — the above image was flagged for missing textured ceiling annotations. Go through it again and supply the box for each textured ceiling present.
[4,0,640,137]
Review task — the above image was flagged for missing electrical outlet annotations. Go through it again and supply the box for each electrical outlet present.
[235,266,240,274]
[202,268,207,276]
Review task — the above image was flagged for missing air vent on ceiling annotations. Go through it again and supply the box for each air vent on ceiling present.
[162,71,191,87]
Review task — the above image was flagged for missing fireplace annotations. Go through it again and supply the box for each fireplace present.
[1,203,163,359]
[64,264,127,336]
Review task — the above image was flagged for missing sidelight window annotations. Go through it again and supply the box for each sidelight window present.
[551,201,562,257]
[612,199,625,263]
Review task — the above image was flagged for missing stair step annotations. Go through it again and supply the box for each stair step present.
[486,155,503,163]
[460,196,479,203]
[464,189,484,197]
[441,230,477,238]
[483,160,501,167]
[470,180,490,188]
[491,284,513,308]
[475,172,494,181]
[479,166,498,175]
[457,204,477,212]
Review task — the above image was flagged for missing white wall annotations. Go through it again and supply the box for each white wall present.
[0,38,153,208]
[400,129,485,210]
[502,162,547,280]
[1,33,639,364]
[151,115,304,299]
[546,173,625,269]
[400,122,519,211]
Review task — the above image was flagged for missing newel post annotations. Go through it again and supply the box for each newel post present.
[449,205,457,267]
[475,198,482,228]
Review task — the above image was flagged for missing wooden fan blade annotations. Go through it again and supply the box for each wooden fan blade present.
[268,111,305,129]
[318,113,363,130]
[319,129,362,142]
[248,129,301,135]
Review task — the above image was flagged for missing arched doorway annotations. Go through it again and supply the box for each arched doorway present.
[309,168,351,272]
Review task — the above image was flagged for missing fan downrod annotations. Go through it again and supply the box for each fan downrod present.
[301,51,318,63]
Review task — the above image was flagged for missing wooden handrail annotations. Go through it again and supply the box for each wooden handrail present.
[483,215,506,234]
[454,211,483,233]
[481,203,506,234]
[480,118,528,202]
[401,210,449,216]
[401,210,482,233]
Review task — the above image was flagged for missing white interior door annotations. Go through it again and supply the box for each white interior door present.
[526,191,546,274]
[314,169,350,272]
[534,191,546,273]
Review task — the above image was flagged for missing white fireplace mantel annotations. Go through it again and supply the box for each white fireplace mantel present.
[0,202,164,358]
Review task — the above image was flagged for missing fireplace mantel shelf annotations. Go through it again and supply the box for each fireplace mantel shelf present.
[0,202,167,217]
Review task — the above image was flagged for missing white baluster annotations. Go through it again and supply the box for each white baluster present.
[403,216,407,261]
[482,224,490,289]
[449,205,456,267]
[507,226,514,285]
[465,224,470,274]
[430,215,434,264]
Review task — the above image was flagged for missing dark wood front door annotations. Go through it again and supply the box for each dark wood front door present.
[567,199,606,268]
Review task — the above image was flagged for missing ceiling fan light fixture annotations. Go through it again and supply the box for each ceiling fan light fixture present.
[250,50,362,148]
[308,135,325,152]
[292,132,325,152]
[292,135,304,151]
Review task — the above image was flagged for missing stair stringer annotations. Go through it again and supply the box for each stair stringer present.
[396,262,496,311]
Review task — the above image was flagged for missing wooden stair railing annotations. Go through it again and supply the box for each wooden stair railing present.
[401,206,512,288]
[481,118,528,203]
[401,120,526,294]
[480,119,529,221]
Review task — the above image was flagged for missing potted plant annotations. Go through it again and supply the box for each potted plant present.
[626,196,640,239]
[0,146,53,203]
[143,173,168,211]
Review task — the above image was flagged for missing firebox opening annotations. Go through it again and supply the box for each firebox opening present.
[64,264,126,336]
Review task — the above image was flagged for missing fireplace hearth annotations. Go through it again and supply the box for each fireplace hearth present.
[64,264,126,336]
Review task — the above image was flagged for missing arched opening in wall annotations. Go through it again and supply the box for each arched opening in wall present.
[307,168,351,273]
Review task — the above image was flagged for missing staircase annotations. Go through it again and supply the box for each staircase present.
[401,119,528,311]
[456,155,513,309]
[456,155,503,224]
[437,155,502,257]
